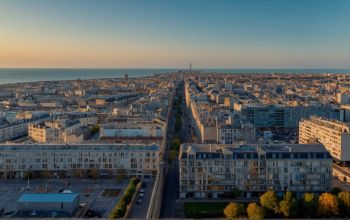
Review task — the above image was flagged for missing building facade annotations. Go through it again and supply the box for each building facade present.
[0,112,50,143]
[217,115,255,144]
[238,103,340,129]
[28,119,85,144]
[0,144,160,179]
[299,116,350,162]
[179,143,332,199]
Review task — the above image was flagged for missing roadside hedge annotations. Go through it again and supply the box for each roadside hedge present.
[109,177,140,219]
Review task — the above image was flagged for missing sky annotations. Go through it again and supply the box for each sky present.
[0,0,350,69]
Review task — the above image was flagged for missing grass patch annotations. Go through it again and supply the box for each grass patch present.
[102,188,121,197]
[184,202,228,218]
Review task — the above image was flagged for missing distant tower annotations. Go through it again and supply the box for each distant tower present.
[190,63,192,72]
[124,74,128,81]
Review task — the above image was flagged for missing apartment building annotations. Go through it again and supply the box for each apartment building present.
[52,112,98,127]
[217,114,255,144]
[179,143,332,199]
[0,144,160,179]
[100,124,163,145]
[188,101,217,143]
[0,112,50,143]
[238,103,340,129]
[299,116,350,161]
[28,119,87,144]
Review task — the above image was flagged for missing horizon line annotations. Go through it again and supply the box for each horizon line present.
[1,67,350,70]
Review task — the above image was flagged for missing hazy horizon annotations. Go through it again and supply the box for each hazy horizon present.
[1,0,350,68]
[2,67,350,70]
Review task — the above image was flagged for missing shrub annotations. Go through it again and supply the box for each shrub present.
[279,191,298,218]
[318,192,339,217]
[109,177,140,219]
[90,125,100,134]
[260,190,280,214]
[223,202,244,219]
[331,186,342,195]
[302,192,318,218]
[338,191,350,217]
[247,202,265,220]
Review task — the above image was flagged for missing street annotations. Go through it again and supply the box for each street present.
[160,80,187,218]
[128,180,154,219]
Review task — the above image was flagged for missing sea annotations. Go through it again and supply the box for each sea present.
[0,68,350,85]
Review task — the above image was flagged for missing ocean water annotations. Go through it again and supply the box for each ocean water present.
[0,68,349,85]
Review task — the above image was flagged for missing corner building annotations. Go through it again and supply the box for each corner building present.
[179,143,332,199]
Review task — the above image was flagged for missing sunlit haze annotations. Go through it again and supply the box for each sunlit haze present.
[1,0,350,68]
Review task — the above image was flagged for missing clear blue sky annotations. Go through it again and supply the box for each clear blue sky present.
[0,0,350,68]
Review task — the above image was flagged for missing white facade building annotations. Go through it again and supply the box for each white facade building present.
[0,112,50,143]
[299,116,350,161]
[179,143,332,199]
[29,119,84,144]
[0,144,160,179]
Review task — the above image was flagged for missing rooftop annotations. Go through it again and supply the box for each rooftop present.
[181,143,328,154]
[17,193,79,203]
[304,116,350,132]
[0,143,160,152]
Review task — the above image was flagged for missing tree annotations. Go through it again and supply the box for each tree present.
[279,191,298,218]
[338,191,350,217]
[260,190,280,214]
[109,177,140,219]
[303,192,318,218]
[231,187,241,198]
[90,168,99,180]
[247,202,265,220]
[318,192,339,217]
[91,125,100,134]
[116,169,127,181]
[168,149,178,163]
[331,186,342,195]
[175,115,182,132]
[73,169,85,178]
[40,170,52,179]
[172,138,181,150]
[224,202,244,220]
[24,170,34,179]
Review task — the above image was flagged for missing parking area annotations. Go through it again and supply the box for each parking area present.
[128,181,154,219]
[0,179,129,218]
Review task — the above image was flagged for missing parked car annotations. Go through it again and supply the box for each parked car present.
[139,189,145,193]
[86,209,102,218]
[136,198,142,204]
[65,181,71,186]
[141,182,147,188]
[62,190,72,194]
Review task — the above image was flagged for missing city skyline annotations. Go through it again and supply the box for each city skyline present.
[1,0,350,68]
[1,1,350,219]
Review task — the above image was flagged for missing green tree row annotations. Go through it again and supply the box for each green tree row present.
[224,190,350,219]
[109,177,140,219]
